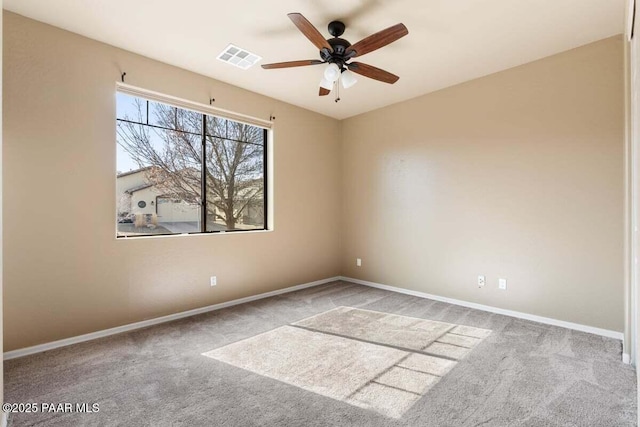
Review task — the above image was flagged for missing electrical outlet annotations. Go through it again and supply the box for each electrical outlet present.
[356,258,362,267]
[498,278,507,290]
[477,275,485,288]
[210,276,217,287]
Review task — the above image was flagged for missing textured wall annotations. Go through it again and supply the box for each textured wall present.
[3,12,342,351]
[1,0,4,406]
[3,12,627,351]
[341,37,625,332]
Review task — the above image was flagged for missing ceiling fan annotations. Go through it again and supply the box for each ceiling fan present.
[261,13,408,100]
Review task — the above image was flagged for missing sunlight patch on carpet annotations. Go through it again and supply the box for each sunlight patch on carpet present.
[202,307,490,418]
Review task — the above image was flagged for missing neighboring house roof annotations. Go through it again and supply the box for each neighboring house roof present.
[124,183,154,194]
[117,166,154,178]
[118,167,264,198]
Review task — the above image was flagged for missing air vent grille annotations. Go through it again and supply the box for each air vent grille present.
[216,44,262,70]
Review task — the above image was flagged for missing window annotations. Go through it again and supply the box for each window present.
[116,89,268,238]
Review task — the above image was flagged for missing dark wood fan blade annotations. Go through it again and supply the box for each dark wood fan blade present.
[262,60,323,69]
[319,87,331,96]
[288,13,333,52]
[347,62,399,84]
[346,23,408,57]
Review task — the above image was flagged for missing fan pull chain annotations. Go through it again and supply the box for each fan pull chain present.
[334,77,341,103]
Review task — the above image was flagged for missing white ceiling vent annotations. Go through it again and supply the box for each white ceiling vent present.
[216,44,262,70]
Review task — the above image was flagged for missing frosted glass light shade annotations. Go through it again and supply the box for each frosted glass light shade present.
[341,70,358,89]
[319,77,333,90]
[323,63,341,82]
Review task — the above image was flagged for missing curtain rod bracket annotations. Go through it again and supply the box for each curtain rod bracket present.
[270,115,276,121]
[121,72,126,83]
[210,98,215,105]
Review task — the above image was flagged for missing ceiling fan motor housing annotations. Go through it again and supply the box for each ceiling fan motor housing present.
[328,38,351,56]
[319,21,353,68]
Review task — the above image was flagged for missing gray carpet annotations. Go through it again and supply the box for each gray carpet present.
[4,281,637,426]
[204,307,492,418]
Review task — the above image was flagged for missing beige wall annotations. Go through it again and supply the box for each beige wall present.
[624,29,632,361]
[2,11,627,352]
[3,12,342,351]
[341,36,625,332]
[1,0,4,409]
[628,0,640,417]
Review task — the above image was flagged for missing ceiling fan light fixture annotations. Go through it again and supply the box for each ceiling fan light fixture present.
[324,63,341,82]
[341,70,358,89]
[319,77,334,90]
[261,13,408,100]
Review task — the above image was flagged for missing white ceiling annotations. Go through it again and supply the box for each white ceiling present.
[3,0,625,119]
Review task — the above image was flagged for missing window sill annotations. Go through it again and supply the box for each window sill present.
[115,228,273,241]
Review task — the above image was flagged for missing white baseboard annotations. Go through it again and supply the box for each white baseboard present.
[623,353,631,364]
[3,276,341,360]
[4,275,626,361]
[1,412,7,427]
[340,276,625,341]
